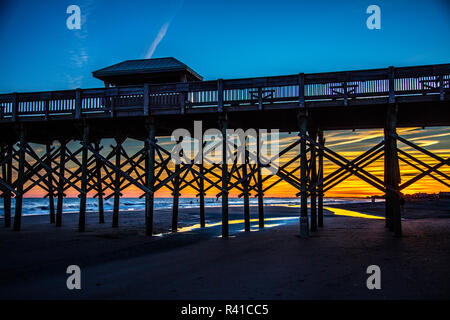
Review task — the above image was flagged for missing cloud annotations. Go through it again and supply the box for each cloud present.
[66,75,84,88]
[409,132,450,141]
[65,0,94,88]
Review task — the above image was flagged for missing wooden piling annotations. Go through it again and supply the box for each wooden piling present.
[13,128,26,231]
[221,115,229,238]
[1,147,5,224]
[309,129,318,232]
[243,148,250,232]
[383,131,391,230]
[199,163,206,228]
[256,135,264,228]
[78,125,88,232]
[299,114,309,238]
[6,145,12,228]
[2,145,12,228]
[145,120,155,236]
[112,138,123,228]
[318,130,324,228]
[385,104,402,236]
[45,143,55,224]
[112,137,123,228]
[172,163,180,232]
[94,141,104,224]
[56,141,66,227]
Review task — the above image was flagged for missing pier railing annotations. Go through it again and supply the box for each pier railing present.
[0,64,449,120]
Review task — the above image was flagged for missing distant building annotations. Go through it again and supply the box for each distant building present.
[404,193,438,200]
[439,192,450,199]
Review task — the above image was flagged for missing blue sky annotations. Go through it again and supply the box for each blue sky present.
[0,0,449,93]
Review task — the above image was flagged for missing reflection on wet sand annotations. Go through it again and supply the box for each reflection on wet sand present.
[176,217,297,234]
[323,207,385,220]
[271,203,385,220]
[156,205,384,237]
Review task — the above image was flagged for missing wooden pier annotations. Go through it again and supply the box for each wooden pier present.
[1,58,449,237]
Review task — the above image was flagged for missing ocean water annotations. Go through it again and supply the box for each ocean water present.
[0,197,375,217]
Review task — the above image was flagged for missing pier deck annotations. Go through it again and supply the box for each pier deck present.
[1,63,449,237]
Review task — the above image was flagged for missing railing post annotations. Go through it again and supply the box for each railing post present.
[176,83,188,114]
[258,87,263,110]
[75,88,82,119]
[180,91,186,114]
[143,83,150,116]
[343,72,350,107]
[438,75,444,101]
[217,79,224,112]
[389,66,395,104]
[44,94,50,120]
[108,88,118,118]
[298,73,305,108]
[12,93,18,122]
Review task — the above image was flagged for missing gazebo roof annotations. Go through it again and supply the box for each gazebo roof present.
[92,57,203,85]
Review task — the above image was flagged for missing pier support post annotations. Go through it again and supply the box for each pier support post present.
[309,128,318,232]
[199,162,206,228]
[243,147,250,232]
[112,137,123,228]
[384,104,402,237]
[0,148,2,210]
[13,128,26,231]
[78,124,88,232]
[318,130,324,228]
[383,142,392,230]
[94,141,104,224]
[220,115,229,238]
[56,141,66,227]
[2,144,12,228]
[299,114,309,238]
[0,145,3,178]
[172,163,180,232]
[257,135,264,228]
[145,119,155,236]
[45,143,55,224]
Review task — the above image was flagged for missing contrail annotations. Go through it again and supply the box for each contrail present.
[145,22,170,59]
[144,0,184,59]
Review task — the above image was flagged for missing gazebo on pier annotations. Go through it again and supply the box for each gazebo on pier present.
[92,57,203,87]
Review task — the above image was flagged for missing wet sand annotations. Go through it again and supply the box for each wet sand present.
[0,200,449,299]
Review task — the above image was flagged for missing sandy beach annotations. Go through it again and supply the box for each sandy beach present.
[0,199,449,299]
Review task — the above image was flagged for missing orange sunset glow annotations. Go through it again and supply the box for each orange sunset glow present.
[23,126,450,199]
